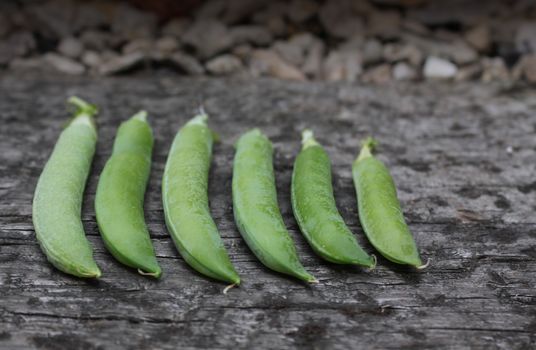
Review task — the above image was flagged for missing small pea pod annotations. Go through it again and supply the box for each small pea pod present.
[233,129,316,283]
[352,137,424,267]
[162,112,240,285]
[32,97,101,278]
[95,111,161,278]
[292,130,375,267]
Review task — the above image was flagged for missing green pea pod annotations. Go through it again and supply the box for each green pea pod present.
[95,111,161,278]
[162,112,240,285]
[233,129,316,283]
[352,137,424,267]
[292,130,375,267]
[32,97,101,278]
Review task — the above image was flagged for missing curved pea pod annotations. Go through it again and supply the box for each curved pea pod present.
[352,138,424,267]
[233,129,316,283]
[162,112,240,285]
[95,111,161,278]
[32,97,101,278]
[291,130,375,267]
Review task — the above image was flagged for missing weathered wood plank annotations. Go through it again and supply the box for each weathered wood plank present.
[0,75,535,349]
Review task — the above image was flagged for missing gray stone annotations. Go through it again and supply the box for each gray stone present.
[81,51,101,68]
[289,33,317,50]
[232,44,253,60]
[464,24,491,52]
[286,0,318,23]
[25,0,76,38]
[392,62,418,81]
[0,12,11,38]
[8,56,48,71]
[250,49,305,80]
[361,63,391,84]
[0,31,36,65]
[170,52,205,75]
[182,19,233,59]
[515,22,536,54]
[367,10,401,38]
[401,19,430,35]
[99,50,119,63]
[252,4,288,37]
[230,25,273,46]
[449,40,479,64]
[161,18,191,38]
[206,54,243,75]
[273,40,305,67]
[383,43,423,66]
[407,1,491,26]
[362,38,383,65]
[481,57,510,82]
[423,56,457,79]
[44,53,85,75]
[520,55,536,82]
[322,51,345,81]
[302,40,325,78]
[455,62,482,81]
[319,0,364,39]
[222,0,268,24]
[111,3,157,40]
[122,39,152,55]
[57,37,84,59]
[403,34,478,65]
[99,52,145,75]
[195,0,226,18]
[155,37,179,55]
[80,30,118,51]
[73,2,109,32]
[322,48,362,82]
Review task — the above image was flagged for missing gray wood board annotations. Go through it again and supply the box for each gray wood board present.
[1,75,535,350]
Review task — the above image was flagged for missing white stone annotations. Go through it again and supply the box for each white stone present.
[423,56,458,79]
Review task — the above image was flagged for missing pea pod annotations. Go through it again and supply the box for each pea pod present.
[233,129,316,283]
[32,97,101,278]
[352,137,423,267]
[95,111,161,278]
[292,130,375,267]
[162,112,240,285]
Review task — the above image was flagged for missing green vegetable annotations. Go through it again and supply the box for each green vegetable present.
[352,137,424,267]
[292,130,375,267]
[32,96,101,278]
[162,112,240,285]
[95,111,161,278]
[233,129,316,283]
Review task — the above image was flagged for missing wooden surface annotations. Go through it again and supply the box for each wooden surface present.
[1,75,535,350]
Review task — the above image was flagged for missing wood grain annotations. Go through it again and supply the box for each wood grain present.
[1,75,535,349]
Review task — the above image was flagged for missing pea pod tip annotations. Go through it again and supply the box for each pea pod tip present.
[137,268,162,279]
[223,283,239,294]
[415,258,431,270]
